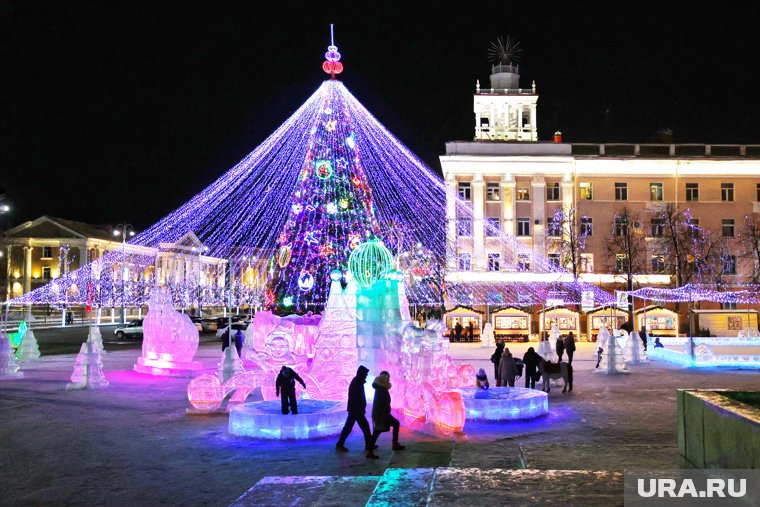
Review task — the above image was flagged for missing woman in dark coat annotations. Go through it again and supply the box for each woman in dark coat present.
[522,347,541,389]
[490,342,505,386]
[369,371,405,456]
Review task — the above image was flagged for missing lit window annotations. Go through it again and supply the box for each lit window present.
[546,183,560,201]
[722,219,735,238]
[517,254,530,271]
[579,182,593,200]
[457,218,472,236]
[487,253,501,271]
[580,253,594,273]
[615,182,627,201]
[721,255,736,275]
[685,183,699,202]
[458,253,471,271]
[517,186,530,201]
[721,183,734,202]
[650,183,663,201]
[580,216,593,237]
[458,182,471,200]
[486,182,500,201]
[517,218,531,237]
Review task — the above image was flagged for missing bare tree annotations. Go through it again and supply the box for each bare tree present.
[605,207,648,321]
[546,206,588,280]
[739,215,760,283]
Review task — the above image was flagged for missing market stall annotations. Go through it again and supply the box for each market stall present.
[691,309,758,337]
[491,307,531,342]
[539,307,579,340]
[444,306,483,342]
[635,306,678,338]
[586,306,628,342]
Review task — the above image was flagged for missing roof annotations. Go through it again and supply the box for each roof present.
[4,216,116,241]
[46,216,115,241]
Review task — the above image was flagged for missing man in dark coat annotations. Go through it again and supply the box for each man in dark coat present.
[336,365,375,455]
[564,331,576,365]
[454,322,463,342]
[556,335,565,362]
[522,347,541,389]
[234,329,244,358]
[275,366,306,415]
[369,371,405,457]
[491,342,505,386]
[640,327,648,351]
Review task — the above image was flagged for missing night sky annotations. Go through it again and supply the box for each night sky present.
[3,1,760,231]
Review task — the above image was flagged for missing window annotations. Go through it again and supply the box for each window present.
[722,302,738,310]
[42,267,51,279]
[651,255,666,273]
[579,182,593,200]
[614,217,628,237]
[517,186,530,201]
[722,255,737,275]
[650,183,663,201]
[757,183,760,202]
[688,218,700,239]
[580,216,593,237]
[615,182,628,201]
[615,254,629,273]
[458,253,471,271]
[721,182,734,202]
[42,246,52,258]
[548,254,561,269]
[546,182,560,201]
[685,183,699,202]
[457,218,472,236]
[722,219,735,238]
[650,218,665,237]
[485,217,500,236]
[458,182,471,200]
[487,253,501,271]
[580,253,594,273]
[517,254,531,271]
[547,216,562,237]
[517,218,530,237]
[486,182,500,201]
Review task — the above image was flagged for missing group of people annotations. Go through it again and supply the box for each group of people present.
[489,331,577,390]
[452,320,476,342]
[221,327,245,359]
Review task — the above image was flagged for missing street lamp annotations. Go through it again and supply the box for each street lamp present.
[113,223,136,324]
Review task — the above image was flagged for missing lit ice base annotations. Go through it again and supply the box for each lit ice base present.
[229,399,346,439]
[133,356,203,377]
[648,347,760,368]
[456,387,548,421]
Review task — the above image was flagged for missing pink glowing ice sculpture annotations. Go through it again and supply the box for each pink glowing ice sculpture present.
[134,288,202,376]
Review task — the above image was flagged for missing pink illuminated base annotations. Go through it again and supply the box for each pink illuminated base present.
[134,356,203,377]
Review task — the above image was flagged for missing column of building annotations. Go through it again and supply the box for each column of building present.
[5,245,12,300]
[23,245,32,294]
[445,174,458,270]
[472,174,486,271]
[500,174,516,265]
[531,176,546,265]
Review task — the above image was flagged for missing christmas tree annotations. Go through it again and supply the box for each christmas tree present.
[268,35,380,314]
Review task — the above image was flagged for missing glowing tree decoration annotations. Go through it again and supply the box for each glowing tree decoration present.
[8,34,613,313]
[348,239,393,288]
[15,328,41,361]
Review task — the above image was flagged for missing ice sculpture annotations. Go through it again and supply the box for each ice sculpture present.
[457,387,548,421]
[538,323,559,362]
[626,331,647,364]
[594,327,629,374]
[229,399,346,439]
[8,320,28,348]
[0,334,23,378]
[15,328,41,361]
[66,341,108,390]
[217,346,245,382]
[134,287,202,376]
[86,325,106,356]
[481,322,495,348]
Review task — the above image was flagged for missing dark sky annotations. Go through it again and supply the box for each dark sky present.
[3,1,760,231]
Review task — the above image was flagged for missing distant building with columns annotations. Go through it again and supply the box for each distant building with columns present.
[442,62,760,290]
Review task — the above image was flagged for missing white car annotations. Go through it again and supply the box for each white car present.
[114,319,144,340]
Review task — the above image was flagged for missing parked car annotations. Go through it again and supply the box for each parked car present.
[190,317,203,333]
[114,319,144,340]
[200,318,218,333]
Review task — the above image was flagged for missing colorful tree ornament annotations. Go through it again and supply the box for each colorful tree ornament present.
[278,245,292,268]
[325,202,338,214]
[315,160,334,179]
[298,271,315,291]
[325,120,337,132]
[348,239,394,288]
[322,25,343,78]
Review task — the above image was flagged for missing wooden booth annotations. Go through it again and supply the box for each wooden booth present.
[635,306,678,338]
[691,309,759,338]
[491,307,531,342]
[445,306,483,342]
[539,307,580,340]
[586,306,628,342]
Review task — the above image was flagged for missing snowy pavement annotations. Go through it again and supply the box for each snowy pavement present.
[1,341,759,505]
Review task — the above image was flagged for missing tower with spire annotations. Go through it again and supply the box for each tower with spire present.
[474,37,538,142]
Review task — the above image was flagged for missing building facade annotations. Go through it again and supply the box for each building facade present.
[442,65,760,291]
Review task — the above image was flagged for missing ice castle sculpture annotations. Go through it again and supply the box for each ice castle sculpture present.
[15,327,41,361]
[538,323,559,362]
[0,333,23,378]
[595,327,629,374]
[66,340,108,390]
[481,322,495,348]
[134,287,202,376]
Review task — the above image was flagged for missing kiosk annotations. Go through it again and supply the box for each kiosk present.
[539,307,579,341]
[635,306,678,337]
[444,306,483,342]
[586,306,628,342]
[491,307,531,342]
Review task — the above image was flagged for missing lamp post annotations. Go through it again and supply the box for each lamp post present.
[113,223,135,324]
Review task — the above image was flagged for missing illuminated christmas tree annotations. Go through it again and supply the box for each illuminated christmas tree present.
[267,32,381,314]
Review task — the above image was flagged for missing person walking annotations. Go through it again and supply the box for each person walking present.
[522,347,540,389]
[369,371,405,456]
[454,321,463,342]
[275,366,306,415]
[336,365,375,456]
[221,327,230,352]
[640,327,648,351]
[564,331,576,365]
[490,342,505,386]
[556,334,565,363]
[498,347,518,387]
[468,321,475,342]
[234,329,245,359]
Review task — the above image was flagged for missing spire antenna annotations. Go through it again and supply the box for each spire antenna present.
[323,25,343,79]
